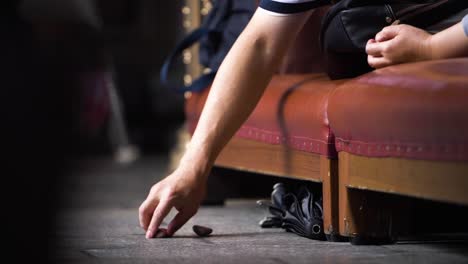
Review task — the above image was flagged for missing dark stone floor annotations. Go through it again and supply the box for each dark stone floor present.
[52,156,468,263]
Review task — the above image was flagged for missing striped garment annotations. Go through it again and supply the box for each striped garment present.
[259,0,332,15]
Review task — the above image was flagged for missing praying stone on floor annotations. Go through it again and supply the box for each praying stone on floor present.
[193,225,213,237]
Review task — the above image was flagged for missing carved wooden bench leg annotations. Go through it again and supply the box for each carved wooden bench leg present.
[340,188,403,245]
[321,157,347,242]
[338,153,411,245]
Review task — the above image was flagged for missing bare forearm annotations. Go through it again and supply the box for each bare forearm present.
[431,21,468,60]
[184,37,277,168]
[180,10,312,175]
[179,36,276,177]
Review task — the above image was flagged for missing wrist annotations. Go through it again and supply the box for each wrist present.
[179,146,214,181]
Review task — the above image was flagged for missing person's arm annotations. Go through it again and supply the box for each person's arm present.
[431,16,468,60]
[366,16,468,68]
[139,8,314,239]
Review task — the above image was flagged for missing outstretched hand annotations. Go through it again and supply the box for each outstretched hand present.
[139,166,207,238]
[366,24,433,68]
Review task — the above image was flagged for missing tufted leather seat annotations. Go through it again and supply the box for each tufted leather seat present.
[186,74,345,158]
[328,58,468,161]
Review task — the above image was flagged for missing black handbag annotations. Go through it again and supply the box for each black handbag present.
[320,0,468,79]
[258,183,326,240]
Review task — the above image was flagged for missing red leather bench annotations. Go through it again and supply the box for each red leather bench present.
[184,8,468,243]
[328,58,468,241]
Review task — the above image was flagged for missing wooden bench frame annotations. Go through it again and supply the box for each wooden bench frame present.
[338,152,468,241]
[215,137,341,240]
[214,138,468,243]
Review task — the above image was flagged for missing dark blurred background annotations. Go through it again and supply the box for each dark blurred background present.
[2,0,184,262]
